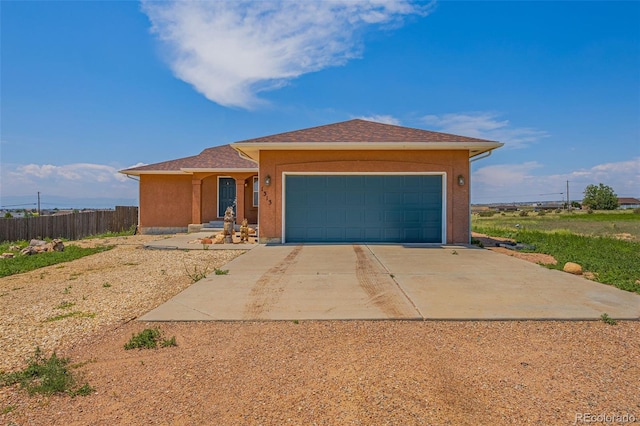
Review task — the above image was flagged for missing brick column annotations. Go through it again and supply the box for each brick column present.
[234,177,246,224]
[191,178,202,225]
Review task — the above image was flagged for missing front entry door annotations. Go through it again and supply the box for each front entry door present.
[218,178,236,217]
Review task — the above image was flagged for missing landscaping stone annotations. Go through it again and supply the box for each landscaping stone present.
[1,253,14,259]
[20,246,38,256]
[563,262,583,275]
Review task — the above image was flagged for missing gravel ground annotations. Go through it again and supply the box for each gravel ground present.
[1,235,638,425]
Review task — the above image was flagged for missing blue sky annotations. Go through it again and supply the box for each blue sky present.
[1,0,638,208]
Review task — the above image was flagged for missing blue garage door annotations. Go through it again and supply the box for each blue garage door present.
[285,175,443,243]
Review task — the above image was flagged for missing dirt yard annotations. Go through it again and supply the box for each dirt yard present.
[1,235,638,425]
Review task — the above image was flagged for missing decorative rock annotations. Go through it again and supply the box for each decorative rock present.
[30,239,47,247]
[563,262,583,275]
[47,239,65,252]
[8,245,20,251]
[239,219,249,243]
[223,206,235,244]
[20,246,38,256]
[1,253,14,259]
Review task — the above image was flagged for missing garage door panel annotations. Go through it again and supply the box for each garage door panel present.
[383,176,403,190]
[365,192,383,206]
[345,228,364,240]
[346,209,364,222]
[327,191,346,205]
[384,192,403,205]
[307,177,327,191]
[384,210,403,223]
[306,209,325,223]
[364,210,383,226]
[325,228,345,240]
[346,193,364,206]
[285,175,443,243]
[346,175,366,189]
[404,210,421,223]
[326,208,346,223]
[365,228,383,241]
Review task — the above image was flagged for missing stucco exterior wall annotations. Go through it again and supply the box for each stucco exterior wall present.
[201,175,219,222]
[257,150,470,244]
[245,176,258,224]
[139,174,192,232]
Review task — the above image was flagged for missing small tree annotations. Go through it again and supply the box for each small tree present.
[582,183,618,210]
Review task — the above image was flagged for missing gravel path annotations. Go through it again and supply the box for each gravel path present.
[1,235,638,425]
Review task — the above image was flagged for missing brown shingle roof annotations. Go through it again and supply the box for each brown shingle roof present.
[235,119,498,144]
[617,197,640,204]
[121,144,256,174]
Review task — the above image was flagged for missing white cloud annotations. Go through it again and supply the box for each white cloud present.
[472,157,640,203]
[355,114,401,125]
[423,112,548,148]
[141,0,433,109]
[1,163,138,199]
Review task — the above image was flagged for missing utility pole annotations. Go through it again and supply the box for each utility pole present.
[566,181,570,211]
[37,192,41,216]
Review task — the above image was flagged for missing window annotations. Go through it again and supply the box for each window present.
[253,176,259,207]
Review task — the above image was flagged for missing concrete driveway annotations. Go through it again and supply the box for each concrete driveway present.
[140,244,640,321]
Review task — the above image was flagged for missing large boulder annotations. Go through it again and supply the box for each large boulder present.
[563,262,583,275]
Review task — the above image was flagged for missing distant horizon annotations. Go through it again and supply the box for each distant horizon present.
[0,195,137,211]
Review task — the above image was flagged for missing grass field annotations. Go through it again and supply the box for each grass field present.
[472,209,640,294]
[473,209,640,241]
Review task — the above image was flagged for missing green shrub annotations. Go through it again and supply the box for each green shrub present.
[0,348,93,396]
[124,328,177,350]
[519,210,529,217]
[633,208,640,215]
[600,313,617,325]
[184,264,210,282]
[478,211,496,217]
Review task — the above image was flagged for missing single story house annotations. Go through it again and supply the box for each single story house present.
[617,198,640,209]
[121,119,502,244]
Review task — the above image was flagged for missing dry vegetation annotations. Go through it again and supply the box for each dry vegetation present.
[0,234,638,425]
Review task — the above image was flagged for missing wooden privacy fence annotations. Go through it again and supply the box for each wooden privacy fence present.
[0,206,138,242]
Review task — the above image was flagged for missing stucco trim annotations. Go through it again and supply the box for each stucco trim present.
[280,171,447,244]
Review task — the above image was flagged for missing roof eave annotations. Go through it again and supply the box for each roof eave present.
[231,141,504,161]
[120,167,258,176]
[119,170,188,176]
[180,168,258,173]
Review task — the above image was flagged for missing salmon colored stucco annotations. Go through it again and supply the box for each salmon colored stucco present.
[138,173,258,233]
[139,174,192,232]
[257,150,470,244]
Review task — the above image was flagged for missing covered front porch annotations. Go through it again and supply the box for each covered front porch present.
[188,171,259,232]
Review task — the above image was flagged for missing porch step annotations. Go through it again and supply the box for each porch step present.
[202,221,258,232]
